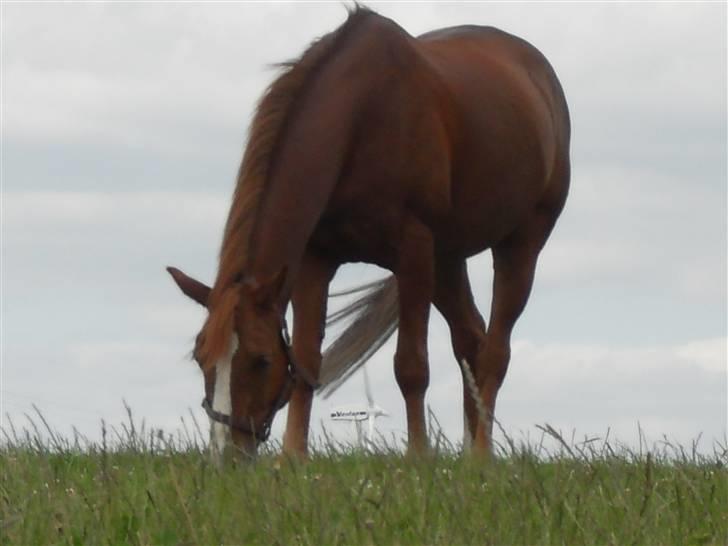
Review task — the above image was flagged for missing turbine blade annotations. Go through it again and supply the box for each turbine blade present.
[364,366,374,407]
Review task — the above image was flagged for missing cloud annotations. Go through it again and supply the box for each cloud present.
[535,164,726,298]
[4,333,723,452]
[2,340,203,442]
[3,191,226,230]
[5,3,724,162]
[319,333,726,451]
[2,3,350,155]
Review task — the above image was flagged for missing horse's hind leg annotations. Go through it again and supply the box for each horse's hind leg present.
[394,218,435,454]
[473,206,563,454]
[282,252,337,457]
[433,258,486,451]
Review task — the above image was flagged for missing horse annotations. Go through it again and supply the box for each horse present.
[168,6,570,459]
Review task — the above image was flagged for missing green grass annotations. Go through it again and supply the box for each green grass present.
[1,410,726,545]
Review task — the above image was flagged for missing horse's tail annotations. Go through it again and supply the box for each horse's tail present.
[318,276,399,398]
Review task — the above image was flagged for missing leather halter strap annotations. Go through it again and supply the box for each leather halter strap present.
[201,396,274,443]
[202,318,319,443]
[280,318,320,390]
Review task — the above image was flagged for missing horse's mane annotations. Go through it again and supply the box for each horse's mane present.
[198,5,376,370]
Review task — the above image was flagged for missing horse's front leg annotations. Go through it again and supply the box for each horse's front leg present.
[394,219,435,454]
[282,252,337,457]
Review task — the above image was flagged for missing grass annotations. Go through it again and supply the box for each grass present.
[1,408,726,545]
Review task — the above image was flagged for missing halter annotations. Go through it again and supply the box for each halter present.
[201,318,320,443]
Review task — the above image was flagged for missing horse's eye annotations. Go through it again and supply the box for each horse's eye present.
[253,356,270,370]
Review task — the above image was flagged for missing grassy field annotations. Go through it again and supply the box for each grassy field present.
[1,411,726,545]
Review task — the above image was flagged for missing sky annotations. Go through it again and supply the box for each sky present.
[2,2,726,454]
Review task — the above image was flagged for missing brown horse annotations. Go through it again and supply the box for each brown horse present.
[168,6,570,458]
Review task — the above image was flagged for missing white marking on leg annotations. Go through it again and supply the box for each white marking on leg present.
[462,358,485,452]
[463,412,472,452]
[209,335,238,460]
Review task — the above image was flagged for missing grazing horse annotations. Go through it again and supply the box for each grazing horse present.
[168,6,570,458]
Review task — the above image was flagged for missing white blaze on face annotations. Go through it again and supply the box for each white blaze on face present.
[209,334,238,458]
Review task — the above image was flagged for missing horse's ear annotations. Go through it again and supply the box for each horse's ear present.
[166,266,211,307]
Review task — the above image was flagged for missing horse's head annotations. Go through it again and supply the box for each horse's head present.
[167,266,297,460]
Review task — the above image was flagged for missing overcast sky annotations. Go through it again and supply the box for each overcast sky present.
[2,2,726,453]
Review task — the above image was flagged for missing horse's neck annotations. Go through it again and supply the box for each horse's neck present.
[247,82,362,290]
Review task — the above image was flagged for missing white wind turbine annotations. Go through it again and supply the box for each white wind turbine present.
[329,366,388,447]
